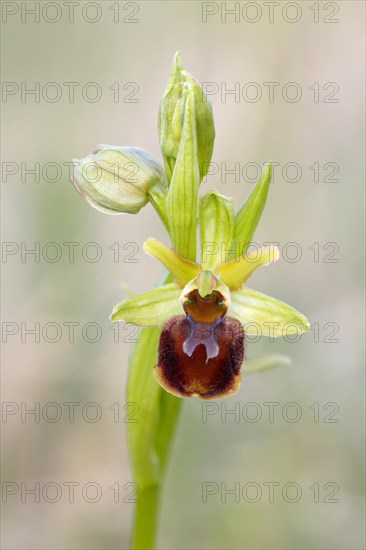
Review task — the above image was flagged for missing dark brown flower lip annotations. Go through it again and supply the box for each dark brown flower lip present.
[154,314,245,399]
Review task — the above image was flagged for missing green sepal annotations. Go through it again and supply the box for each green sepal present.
[110,283,182,327]
[199,190,234,270]
[230,286,310,337]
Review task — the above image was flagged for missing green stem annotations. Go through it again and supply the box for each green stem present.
[131,484,161,550]
[126,275,182,550]
[148,184,169,232]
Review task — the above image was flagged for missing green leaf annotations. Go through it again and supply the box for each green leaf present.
[216,245,279,290]
[231,163,272,258]
[230,286,310,337]
[143,237,200,287]
[155,388,182,470]
[199,190,234,270]
[110,283,182,326]
[166,91,200,261]
[127,327,162,488]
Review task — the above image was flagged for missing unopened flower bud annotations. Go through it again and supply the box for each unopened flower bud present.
[158,52,215,182]
[71,145,167,214]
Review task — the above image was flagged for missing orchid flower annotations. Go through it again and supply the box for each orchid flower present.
[71,51,309,549]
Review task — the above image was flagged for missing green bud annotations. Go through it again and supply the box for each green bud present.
[71,145,167,215]
[158,52,215,183]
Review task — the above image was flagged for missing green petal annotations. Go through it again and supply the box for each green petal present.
[216,245,279,290]
[143,237,200,287]
[166,90,200,261]
[110,283,182,326]
[230,287,310,337]
[199,190,234,270]
[231,163,272,259]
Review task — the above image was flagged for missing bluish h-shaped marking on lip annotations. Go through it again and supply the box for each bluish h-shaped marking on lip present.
[182,314,222,363]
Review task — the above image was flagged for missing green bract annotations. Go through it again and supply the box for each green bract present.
[232,162,272,257]
[166,90,200,260]
[71,52,310,550]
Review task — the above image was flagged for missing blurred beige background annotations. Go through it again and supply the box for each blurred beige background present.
[1,1,365,548]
